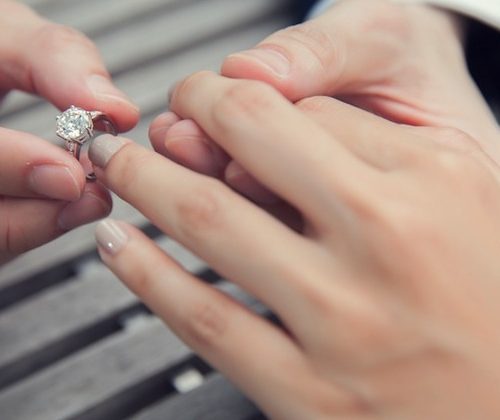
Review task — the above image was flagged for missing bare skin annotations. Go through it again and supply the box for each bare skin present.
[0,1,139,264]
[92,71,500,419]
[149,0,500,203]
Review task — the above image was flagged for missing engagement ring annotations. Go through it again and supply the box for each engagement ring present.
[56,105,117,180]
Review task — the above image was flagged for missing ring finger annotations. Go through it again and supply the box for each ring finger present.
[95,220,322,417]
[89,136,337,335]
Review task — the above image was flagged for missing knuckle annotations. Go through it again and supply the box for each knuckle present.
[174,181,227,242]
[321,174,383,224]
[175,71,215,103]
[112,145,154,194]
[373,200,433,248]
[308,283,397,364]
[431,127,479,154]
[433,149,477,178]
[350,189,433,257]
[182,301,228,349]
[274,23,343,78]
[212,80,276,126]
[387,217,429,255]
[34,23,95,52]
[295,96,330,114]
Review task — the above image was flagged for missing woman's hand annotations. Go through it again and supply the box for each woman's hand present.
[91,72,500,419]
[0,1,139,264]
[149,0,500,203]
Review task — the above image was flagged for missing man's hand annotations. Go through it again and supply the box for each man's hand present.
[149,0,500,204]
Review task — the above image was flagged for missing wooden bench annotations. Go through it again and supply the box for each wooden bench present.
[0,1,297,418]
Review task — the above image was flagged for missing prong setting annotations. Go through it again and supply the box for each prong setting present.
[56,105,94,144]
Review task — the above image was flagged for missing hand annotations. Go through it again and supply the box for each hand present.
[149,0,500,203]
[0,1,139,264]
[91,72,500,419]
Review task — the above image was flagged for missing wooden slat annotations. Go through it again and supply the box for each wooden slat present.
[132,374,262,420]
[0,283,262,420]
[0,237,204,388]
[0,317,188,420]
[0,17,291,288]
[33,0,185,35]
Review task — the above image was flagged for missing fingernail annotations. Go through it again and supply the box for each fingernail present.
[87,75,139,112]
[149,112,180,143]
[29,164,81,201]
[228,48,290,77]
[58,191,111,231]
[89,134,129,168]
[95,219,128,255]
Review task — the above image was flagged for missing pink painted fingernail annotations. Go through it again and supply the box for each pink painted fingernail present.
[227,48,290,77]
[95,219,128,255]
[58,190,111,231]
[89,134,129,168]
[29,164,81,201]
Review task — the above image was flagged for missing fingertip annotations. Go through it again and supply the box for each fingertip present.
[57,183,113,231]
[86,75,141,132]
[223,47,290,78]
[149,112,181,154]
[165,120,220,176]
[222,52,281,84]
[222,49,296,99]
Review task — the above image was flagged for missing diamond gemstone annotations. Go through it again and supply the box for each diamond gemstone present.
[56,106,93,143]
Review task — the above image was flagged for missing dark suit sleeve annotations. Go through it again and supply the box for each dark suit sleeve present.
[290,0,321,21]
[466,21,500,111]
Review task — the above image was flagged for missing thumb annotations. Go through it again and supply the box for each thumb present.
[220,0,459,102]
[221,1,382,101]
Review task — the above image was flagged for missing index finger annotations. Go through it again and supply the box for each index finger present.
[88,135,331,327]
[169,71,377,226]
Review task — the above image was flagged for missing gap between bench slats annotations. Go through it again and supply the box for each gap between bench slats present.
[0,283,263,420]
[131,373,261,420]
[0,237,204,389]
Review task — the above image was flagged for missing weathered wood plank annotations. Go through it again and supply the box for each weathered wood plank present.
[33,0,185,35]
[0,317,188,420]
[132,374,262,420]
[0,282,262,420]
[0,237,205,388]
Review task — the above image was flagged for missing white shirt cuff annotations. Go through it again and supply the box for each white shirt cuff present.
[308,0,500,30]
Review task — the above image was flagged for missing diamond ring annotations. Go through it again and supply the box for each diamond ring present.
[56,105,117,181]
